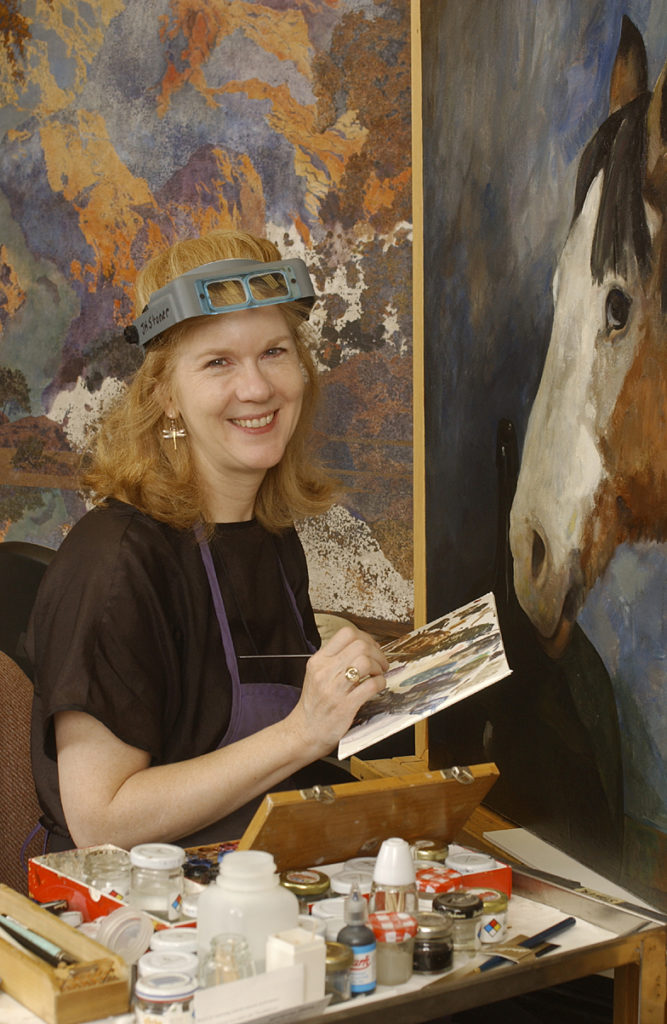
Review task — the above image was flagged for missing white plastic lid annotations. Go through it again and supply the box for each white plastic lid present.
[150,927,198,954]
[138,950,199,978]
[373,837,416,886]
[444,850,496,874]
[217,850,278,890]
[96,906,153,964]
[330,868,374,896]
[130,843,186,870]
[134,971,197,1001]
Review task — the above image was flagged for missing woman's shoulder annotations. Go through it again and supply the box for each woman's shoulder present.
[52,500,193,581]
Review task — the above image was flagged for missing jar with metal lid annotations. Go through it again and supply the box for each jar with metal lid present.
[129,844,185,922]
[279,869,330,912]
[467,888,509,944]
[411,839,449,864]
[413,911,453,974]
[325,941,353,1003]
[368,911,418,986]
[133,971,196,1024]
[83,847,131,899]
[432,891,483,953]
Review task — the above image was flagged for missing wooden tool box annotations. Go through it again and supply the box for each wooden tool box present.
[0,884,130,1024]
[236,762,499,871]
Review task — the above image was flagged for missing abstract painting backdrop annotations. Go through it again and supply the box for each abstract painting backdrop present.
[0,0,414,624]
[422,0,667,908]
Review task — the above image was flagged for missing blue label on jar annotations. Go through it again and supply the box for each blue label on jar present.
[350,942,377,993]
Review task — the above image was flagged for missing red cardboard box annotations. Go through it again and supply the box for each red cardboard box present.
[29,844,195,930]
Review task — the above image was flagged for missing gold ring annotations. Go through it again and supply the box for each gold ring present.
[344,666,361,685]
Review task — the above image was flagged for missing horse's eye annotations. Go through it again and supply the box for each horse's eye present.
[605,288,631,333]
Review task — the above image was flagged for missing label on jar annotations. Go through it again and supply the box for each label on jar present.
[478,910,507,943]
[349,942,377,994]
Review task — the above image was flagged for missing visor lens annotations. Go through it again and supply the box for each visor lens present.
[205,270,291,312]
[247,271,290,301]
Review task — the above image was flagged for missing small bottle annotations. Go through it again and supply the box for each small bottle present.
[337,883,376,996]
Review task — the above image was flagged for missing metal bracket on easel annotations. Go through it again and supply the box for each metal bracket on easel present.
[440,766,475,784]
[299,785,336,803]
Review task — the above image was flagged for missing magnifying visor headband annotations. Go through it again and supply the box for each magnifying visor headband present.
[131,257,315,348]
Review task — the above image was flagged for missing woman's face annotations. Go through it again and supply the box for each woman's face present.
[163,305,306,500]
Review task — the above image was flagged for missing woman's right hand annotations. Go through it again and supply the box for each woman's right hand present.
[288,624,389,758]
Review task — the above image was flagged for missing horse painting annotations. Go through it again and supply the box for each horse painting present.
[509,16,667,658]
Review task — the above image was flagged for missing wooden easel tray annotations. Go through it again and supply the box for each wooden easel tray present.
[236,762,499,871]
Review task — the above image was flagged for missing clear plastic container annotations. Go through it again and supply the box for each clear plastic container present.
[96,905,154,964]
[130,844,185,922]
[133,971,196,1024]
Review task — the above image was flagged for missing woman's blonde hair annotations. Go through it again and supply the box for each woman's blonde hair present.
[81,230,337,531]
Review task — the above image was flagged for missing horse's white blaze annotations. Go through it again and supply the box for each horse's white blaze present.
[510,171,631,638]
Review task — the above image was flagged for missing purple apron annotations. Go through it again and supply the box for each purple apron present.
[197,530,316,747]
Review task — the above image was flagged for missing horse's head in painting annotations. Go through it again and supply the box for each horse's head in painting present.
[509,17,667,657]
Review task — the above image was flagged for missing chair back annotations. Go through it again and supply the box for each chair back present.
[0,651,45,894]
[0,541,55,678]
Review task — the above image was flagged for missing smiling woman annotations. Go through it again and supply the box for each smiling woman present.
[27,229,389,852]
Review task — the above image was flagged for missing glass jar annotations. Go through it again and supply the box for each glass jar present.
[325,941,353,1003]
[368,911,418,986]
[413,911,453,974]
[467,888,509,944]
[279,869,330,913]
[133,971,196,1024]
[411,839,449,864]
[129,844,185,922]
[432,891,483,953]
[83,847,131,899]
[199,933,255,987]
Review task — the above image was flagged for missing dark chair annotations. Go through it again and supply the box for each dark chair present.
[0,651,47,893]
[0,540,55,679]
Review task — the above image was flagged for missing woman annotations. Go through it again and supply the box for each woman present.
[28,229,388,851]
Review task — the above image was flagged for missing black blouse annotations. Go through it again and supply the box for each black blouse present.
[28,499,320,846]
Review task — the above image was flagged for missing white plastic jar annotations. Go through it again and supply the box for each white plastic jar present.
[129,844,186,922]
[196,850,298,972]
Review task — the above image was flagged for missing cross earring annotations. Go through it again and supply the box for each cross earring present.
[161,417,187,449]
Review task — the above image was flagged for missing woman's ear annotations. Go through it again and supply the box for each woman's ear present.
[155,381,178,420]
